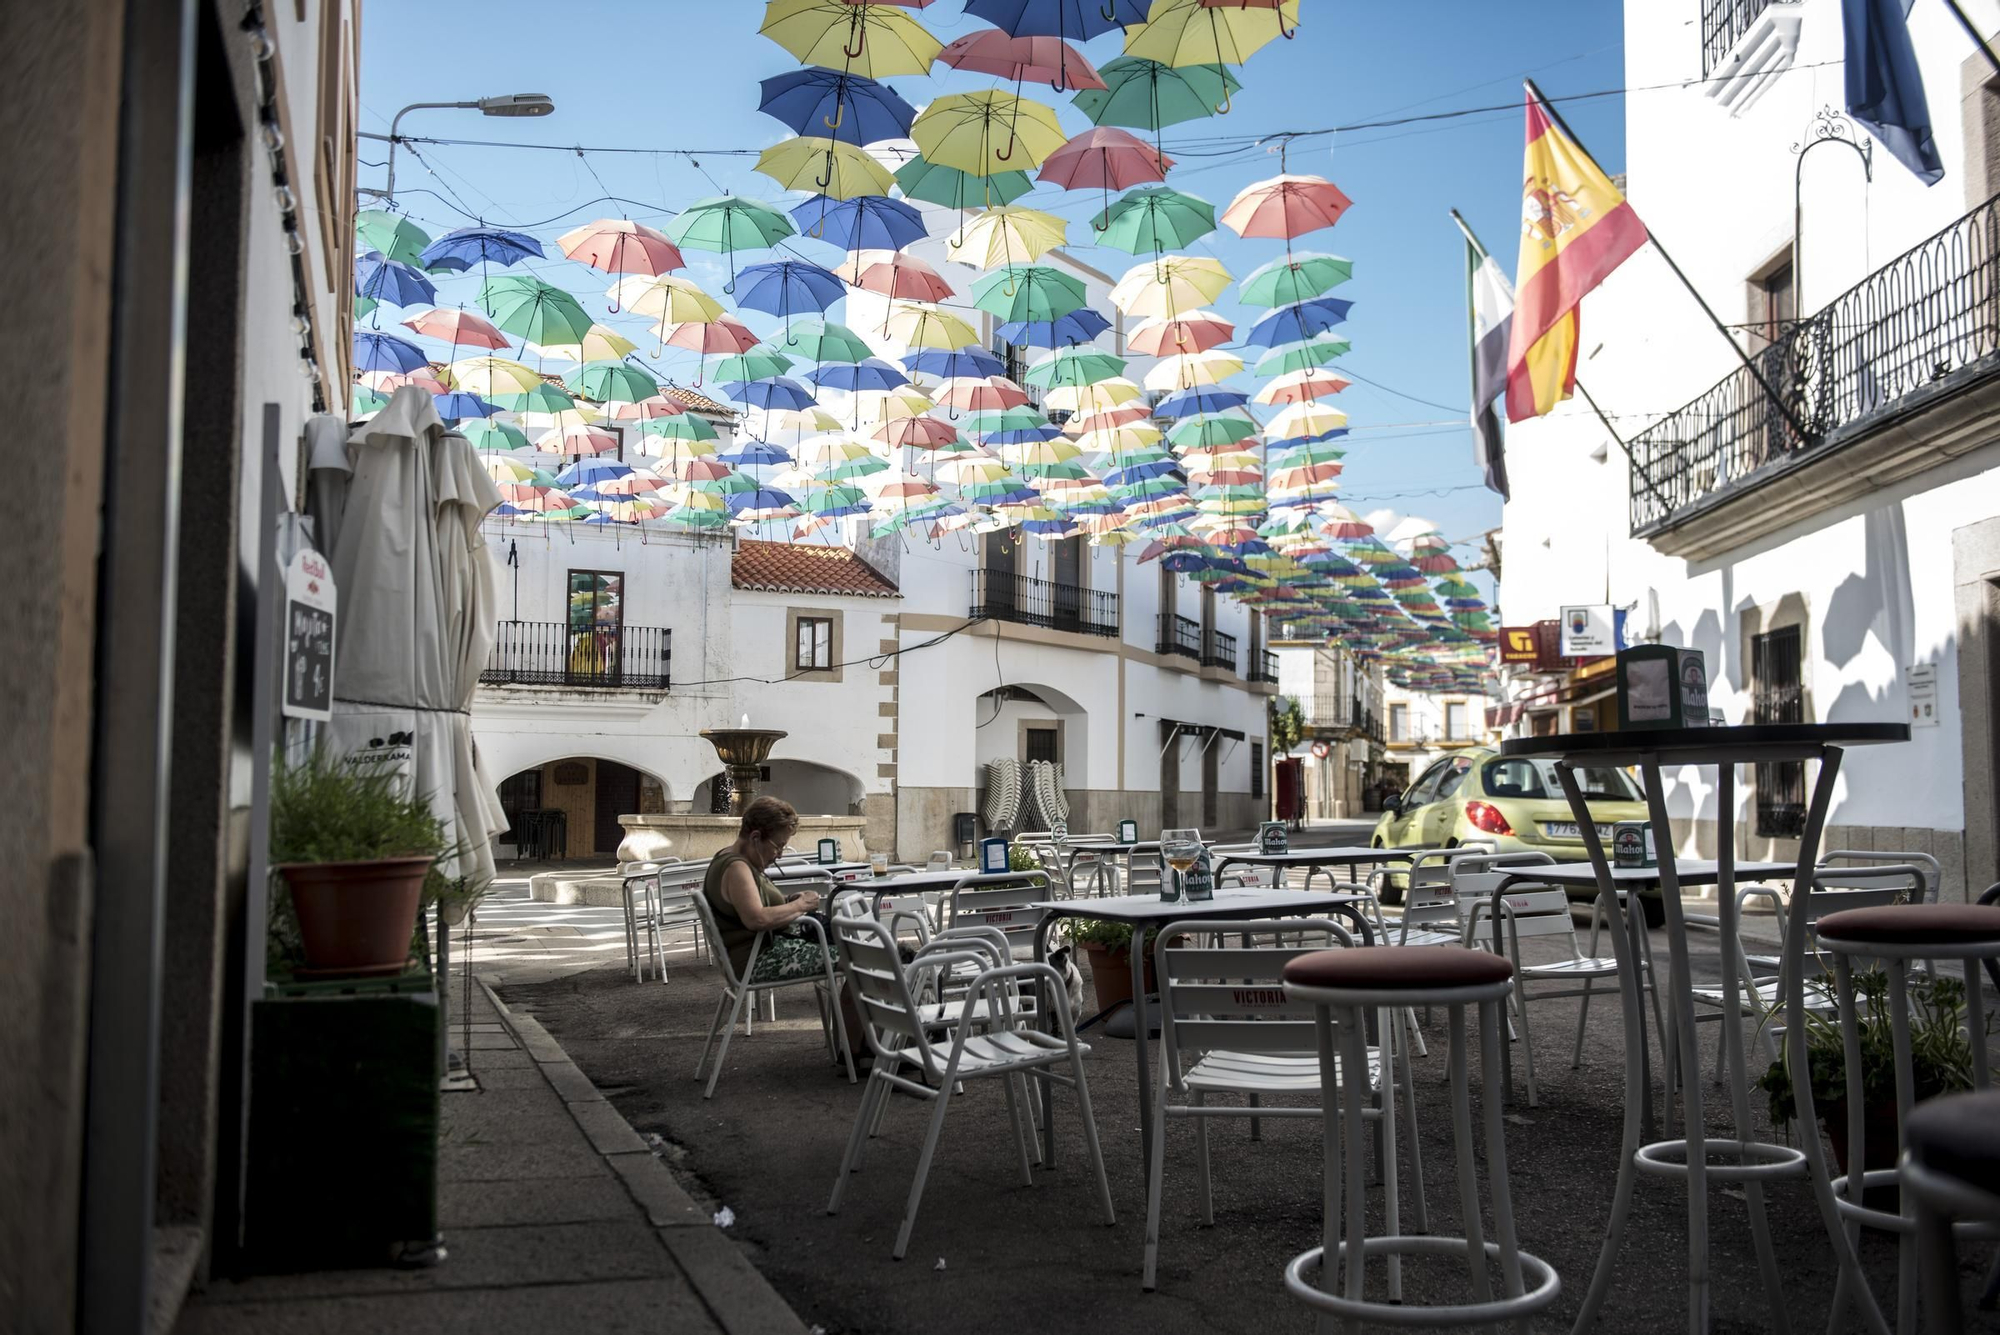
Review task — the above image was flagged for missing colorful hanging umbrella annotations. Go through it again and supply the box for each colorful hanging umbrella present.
[495,382,577,415]
[1126,309,1232,355]
[1221,172,1353,239]
[944,206,1069,268]
[966,0,1146,39]
[478,275,595,347]
[402,307,509,351]
[790,194,927,251]
[356,251,437,307]
[1038,125,1173,192]
[556,218,684,277]
[722,377,817,412]
[713,347,797,382]
[1237,251,1353,306]
[936,29,1106,91]
[419,225,542,272]
[579,361,661,404]
[893,155,1036,209]
[878,302,979,349]
[970,265,1089,323]
[612,275,724,327]
[757,68,917,146]
[355,210,431,265]
[1154,385,1248,418]
[430,390,496,421]
[1023,346,1126,389]
[1044,376,1142,413]
[1074,57,1239,129]
[997,307,1112,349]
[754,135,896,200]
[940,376,1033,412]
[1243,296,1353,347]
[445,356,542,397]
[871,415,961,450]
[535,423,621,455]
[1108,254,1231,317]
[903,347,1006,381]
[638,412,719,445]
[784,317,875,363]
[759,0,942,78]
[665,196,796,292]
[1254,334,1351,376]
[1143,348,1242,391]
[352,329,429,373]
[462,420,531,452]
[1124,0,1301,71]
[835,249,955,302]
[530,323,640,364]
[805,358,911,394]
[1096,185,1214,253]
[657,315,761,356]
[1255,367,1351,405]
[733,258,846,329]
[912,90,1069,175]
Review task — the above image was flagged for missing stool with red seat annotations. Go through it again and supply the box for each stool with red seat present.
[1813,901,2000,1334]
[1279,945,1560,1333]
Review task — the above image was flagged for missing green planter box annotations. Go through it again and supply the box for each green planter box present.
[244,971,440,1270]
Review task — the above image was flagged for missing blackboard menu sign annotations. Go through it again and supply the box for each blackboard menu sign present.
[282,549,336,723]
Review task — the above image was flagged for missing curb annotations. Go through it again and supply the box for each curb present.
[477,977,809,1335]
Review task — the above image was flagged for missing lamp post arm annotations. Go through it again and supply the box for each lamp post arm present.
[382,100,479,204]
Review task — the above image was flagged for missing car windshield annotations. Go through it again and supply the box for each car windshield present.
[1481,758,1640,803]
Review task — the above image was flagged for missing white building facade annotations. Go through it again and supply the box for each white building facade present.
[1497,0,2000,897]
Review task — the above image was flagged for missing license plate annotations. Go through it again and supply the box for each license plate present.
[1542,821,1614,839]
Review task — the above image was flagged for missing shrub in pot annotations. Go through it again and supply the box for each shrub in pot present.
[1062,918,1155,1011]
[271,747,458,978]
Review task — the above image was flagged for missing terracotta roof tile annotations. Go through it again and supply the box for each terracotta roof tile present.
[662,384,735,419]
[732,540,900,599]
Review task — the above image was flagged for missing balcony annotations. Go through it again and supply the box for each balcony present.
[970,569,1119,638]
[1157,612,1201,660]
[481,622,672,690]
[1248,650,1280,683]
[1629,193,2000,555]
[1702,0,1776,76]
[1202,630,1238,671]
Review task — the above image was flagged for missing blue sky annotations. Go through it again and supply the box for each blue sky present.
[360,1,1628,584]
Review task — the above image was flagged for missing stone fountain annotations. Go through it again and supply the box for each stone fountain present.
[698,725,788,816]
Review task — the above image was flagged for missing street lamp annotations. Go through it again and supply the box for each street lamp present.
[363,93,554,204]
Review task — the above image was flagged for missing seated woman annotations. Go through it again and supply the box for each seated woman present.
[703,796,830,983]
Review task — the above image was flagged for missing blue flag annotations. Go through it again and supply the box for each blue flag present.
[1843,0,1944,184]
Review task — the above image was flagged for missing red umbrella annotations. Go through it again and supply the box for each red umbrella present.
[871,416,961,449]
[936,30,1105,92]
[556,219,685,276]
[936,376,1029,411]
[1064,403,1151,436]
[534,424,620,456]
[659,315,759,355]
[835,248,955,302]
[607,394,695,421]
[402,307,509,351]
[1126,309,1234,356]
[1039,127,1173,192]
[1254,368,1352,405]
[1220,173,1353,240]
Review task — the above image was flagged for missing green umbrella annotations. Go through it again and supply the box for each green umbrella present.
[461,420,531,451]
[1167,415,1259,449]
[665,196,795,294]
[579,360,660,404]
[783,318,873,364]
[816,454,890,481]
[1255,334,1352,377]
[970,266,1088,324]
[1238,252,1355,308]
[667,506,731,530]
[356,210,432,265]
[894,156,1033,210]
[479,275,595,348]
[640,412,718,443]
[1267,440,1347,467]
[351,385,389,416]
[714,346,797,381]
[1096,186,1215,255]
[491,382,575,414]
[1074,59,1241,131]
[1022,346,1127,389]
[798,484,869,514]
[960,406,1050,434]
[355,296,380,322]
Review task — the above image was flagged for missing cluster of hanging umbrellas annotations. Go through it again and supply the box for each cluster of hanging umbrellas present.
[345,0,1494,685]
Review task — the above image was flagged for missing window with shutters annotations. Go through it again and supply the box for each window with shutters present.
[795,616,833,672]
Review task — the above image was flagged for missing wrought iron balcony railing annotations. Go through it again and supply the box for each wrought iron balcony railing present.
[1203,630,1238,671]
[1702,0,1776,76]
[1630,192,2000,534]
[1157,612,1201,660]
[1248,649,1280,683]
[481,622,672,690]
[970,569,1119,637]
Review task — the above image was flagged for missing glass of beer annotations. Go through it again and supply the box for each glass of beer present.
[1161,829,1201,902]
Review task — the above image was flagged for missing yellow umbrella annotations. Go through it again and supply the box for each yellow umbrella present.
[1073,422,1163,453]
[943,206,1069,269]
[1125,0,1301,73]
[444,355,542,396]
[1044,376,1143,413]
[762,405,847,435]
[760,0,941,78]
[1267,403,1350,439]
[1110,255,1232,317]
[999,438,1082,466]
[878,302,980,350]
[610,274,724,322]
[518,404,606,432]
[755,135,895,201]
[912,91,1069,176]
[1143,348,1244,392]
[794,432,881,466]
[856,385,938,422]
[528,324,639,363]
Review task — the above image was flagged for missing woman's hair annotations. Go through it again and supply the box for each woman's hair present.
[739,795,799,844]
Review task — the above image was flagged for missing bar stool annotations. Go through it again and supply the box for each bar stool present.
[1813,902,2000,1334]
[1280,945,1561,1333]
[1902,1088,2000,1329]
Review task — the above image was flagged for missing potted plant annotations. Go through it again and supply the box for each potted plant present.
[270,747,458,978]
[1755,971,1979,1194]
[1062,918,1155,1011]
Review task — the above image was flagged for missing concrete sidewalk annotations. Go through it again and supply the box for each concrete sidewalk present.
[175,974,804,1335]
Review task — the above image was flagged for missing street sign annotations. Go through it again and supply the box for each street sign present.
[1560,604,1615,657]
[282,549,336,723]
[1907,662,1938,727]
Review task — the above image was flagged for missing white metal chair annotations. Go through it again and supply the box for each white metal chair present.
[1142,917,1433,1293]
[620,859,702,982]
[825,912,1115,1259]
[940,874,1053,962]
[688,890,855,1099]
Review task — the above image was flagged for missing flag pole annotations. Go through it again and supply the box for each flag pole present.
[1522,78,1814,445]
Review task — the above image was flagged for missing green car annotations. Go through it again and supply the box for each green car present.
[1371,747,1664,926]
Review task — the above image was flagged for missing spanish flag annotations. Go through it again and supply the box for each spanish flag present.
[1505,87,1648,422]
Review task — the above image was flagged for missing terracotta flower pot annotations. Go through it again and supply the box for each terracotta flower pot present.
[1081,940,1155,1011]
[280,856,434,978]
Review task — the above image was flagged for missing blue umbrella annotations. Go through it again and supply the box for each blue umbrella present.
[902,347,1005,380]
[758,69,917,147]
[984,425,1063,446]
[352,329,429,373]
[965,0,1146,40]
[733,259,846,332]
[726,486,799,515]
[1154,387,1250,419]
[721,377,816,412]
[997,308,1112,349]
[356,251,437,307]
[418,225,544,273]
[718,441,796,468]
[789,194,926,252]
[555,459,634,488]
[805,358,910,393]
[431,390,498,421]
[1104,459,1182,485]
[1242,297,1355,349]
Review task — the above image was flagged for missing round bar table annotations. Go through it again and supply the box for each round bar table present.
[1499,722,1908,1335]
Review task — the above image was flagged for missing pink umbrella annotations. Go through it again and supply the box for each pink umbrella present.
[402,307,509,351]
[936,376,1029,411]
[365,368,450,395]
[660,315,759,355]
[1255,368,1352,405]
[835,249,955,302]
[534,424,620,456]
[1064,403,1151,436]
[1126,310,1235,356]
[1039,127,1173,191]
[607,394,695,421]
[556,219,685,277]
[1220,174,1354,240]
[936,30,1106,92]
[871,416,960,449]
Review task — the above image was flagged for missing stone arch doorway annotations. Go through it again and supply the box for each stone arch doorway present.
[973,681,1088,831]
[497,756,670,860]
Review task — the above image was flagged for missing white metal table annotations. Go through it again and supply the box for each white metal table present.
[1212,844,1448,890]
[1500,722,1909,1335]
